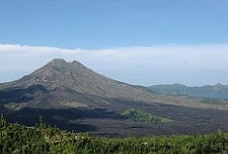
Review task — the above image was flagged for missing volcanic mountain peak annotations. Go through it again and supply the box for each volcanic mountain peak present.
[50,58,67,64]
[0,59,85,88]
[34,58,86,75]
[2,59,156,104]
[27,59,112,91]
[2,59,125,96]
[2,58,227,111]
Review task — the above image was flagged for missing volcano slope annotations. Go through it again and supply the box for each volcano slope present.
[0,59,228,137]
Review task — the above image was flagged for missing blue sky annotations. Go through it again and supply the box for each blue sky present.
[0,0,228,86]
[1,0,228,48]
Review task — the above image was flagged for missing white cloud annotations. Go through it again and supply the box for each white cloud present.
[0,43,228,86]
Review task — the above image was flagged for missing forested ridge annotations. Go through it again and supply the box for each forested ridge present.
[0,115,228,154]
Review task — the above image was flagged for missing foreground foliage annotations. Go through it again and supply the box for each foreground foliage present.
[0,116,228,154]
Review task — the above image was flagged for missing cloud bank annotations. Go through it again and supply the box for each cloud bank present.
[0,44,228,86]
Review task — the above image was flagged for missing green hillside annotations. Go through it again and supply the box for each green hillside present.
[1,115,228,154]
[148,83,228,99]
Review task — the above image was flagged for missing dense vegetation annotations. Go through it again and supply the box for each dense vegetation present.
[1,115,228,154]
[121,108,172,123]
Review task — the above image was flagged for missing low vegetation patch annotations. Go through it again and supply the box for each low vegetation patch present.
[121,108,172,123]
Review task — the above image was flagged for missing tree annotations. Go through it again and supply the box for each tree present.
[0,115,7,153]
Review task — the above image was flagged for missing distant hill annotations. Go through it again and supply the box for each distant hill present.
[148,83,228,99]
[1,59,228,136]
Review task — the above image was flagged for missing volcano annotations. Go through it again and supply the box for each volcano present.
[0,59,227,136]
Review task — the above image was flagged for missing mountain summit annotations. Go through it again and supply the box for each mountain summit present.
[1,59,156,109]
[8,58,154,99]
